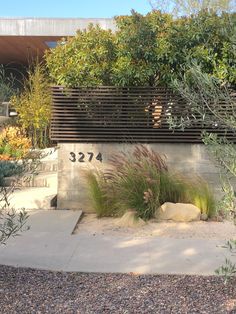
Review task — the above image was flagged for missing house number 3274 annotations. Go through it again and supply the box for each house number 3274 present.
[69,152,103,163]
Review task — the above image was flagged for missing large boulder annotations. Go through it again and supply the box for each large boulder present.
[156,202,201,222]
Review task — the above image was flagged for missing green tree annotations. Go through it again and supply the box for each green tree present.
[46,24,116,87]
[45,11,235,87]
[11,63,51,148]
[112,10,163,86]
[0,65,17,103]
[165,11,236,84]
[113,10,235,85]
[149,0,235,16]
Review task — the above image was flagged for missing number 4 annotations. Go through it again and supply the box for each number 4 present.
[96,153,103,162]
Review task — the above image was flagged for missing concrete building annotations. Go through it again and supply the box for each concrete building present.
[0,17,228,212]
[0,17,116,120]
[0,17,116,65]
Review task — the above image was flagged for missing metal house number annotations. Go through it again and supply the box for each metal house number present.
[69,152,103,163]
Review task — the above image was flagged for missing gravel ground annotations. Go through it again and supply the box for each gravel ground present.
[0,265,236,314]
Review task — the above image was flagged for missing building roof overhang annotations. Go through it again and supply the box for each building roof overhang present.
[0,18,116,65]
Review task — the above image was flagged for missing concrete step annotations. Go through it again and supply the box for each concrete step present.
[1,147,58,188]
[40,147,58,162]
[26,172,57,188]
[37,160,58,172]
[4,172,57,188]
[1,187,57,210]
[4,172,57,189]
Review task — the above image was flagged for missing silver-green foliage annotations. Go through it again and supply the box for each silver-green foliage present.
[0,152,42,244]
[171,62,236,281]
[215,240,236,283]
[0,66,30,244]
[170,63,236,216]
[0,209,29,244]
[202,133,236,219]
[169,62,236,131]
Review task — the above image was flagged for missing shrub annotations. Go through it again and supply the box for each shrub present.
[86,146,216,220]
[159,171,185,204]
[0,151,42,244]
[105,146,167,220]
[187,179,216,217]
[0,126,31,160]
[215,239,236,283]
[11,63,51,148]
[0,161,24,186]
[87,146,167,220]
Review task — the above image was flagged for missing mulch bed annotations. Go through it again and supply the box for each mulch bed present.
[0,265,235,314]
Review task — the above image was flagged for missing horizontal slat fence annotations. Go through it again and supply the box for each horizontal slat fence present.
[51,86,236,143]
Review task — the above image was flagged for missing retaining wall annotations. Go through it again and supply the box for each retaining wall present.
[57,143,222,211]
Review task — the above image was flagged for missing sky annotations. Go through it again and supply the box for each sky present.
[0,0,152,18]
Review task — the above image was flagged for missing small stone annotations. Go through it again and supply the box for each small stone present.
[115,210,146,228]
[200,213,208,221]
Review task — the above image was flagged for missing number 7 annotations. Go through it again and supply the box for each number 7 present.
[87,152,94,162]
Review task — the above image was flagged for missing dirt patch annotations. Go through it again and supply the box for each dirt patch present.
[74,213,236,240]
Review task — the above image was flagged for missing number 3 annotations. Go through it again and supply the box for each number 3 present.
[69,152,103,162]
[69,152,76,162]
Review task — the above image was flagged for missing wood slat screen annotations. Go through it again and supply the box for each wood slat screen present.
[51,86,236,143]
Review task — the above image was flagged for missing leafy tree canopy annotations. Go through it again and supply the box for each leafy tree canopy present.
[149,0,235,16]
[45,10,236,87]
[46,24,116,87]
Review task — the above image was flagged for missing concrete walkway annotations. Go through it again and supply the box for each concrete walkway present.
[0,210,235,275]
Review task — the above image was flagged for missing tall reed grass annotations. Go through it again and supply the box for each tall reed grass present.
[86,145,216,220]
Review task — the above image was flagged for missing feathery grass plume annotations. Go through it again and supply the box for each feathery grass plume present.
[159,171,186,204]
[105,145,168,220]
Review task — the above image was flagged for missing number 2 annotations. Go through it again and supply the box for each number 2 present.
[78,152,85,162]
[69,151,103,162]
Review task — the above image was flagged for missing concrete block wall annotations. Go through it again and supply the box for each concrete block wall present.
[57,143,222,212]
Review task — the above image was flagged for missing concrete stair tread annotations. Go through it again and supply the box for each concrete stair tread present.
[4,172,57,188]
[28,172,57,176]
[37,162,58,172]
[25,209,82,233]
[7,187,57,210]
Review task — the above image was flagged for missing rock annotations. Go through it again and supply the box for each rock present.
[200,213,208,221]
[155,202,201,222]
[116,210,146,228]
[208,216,224,222]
